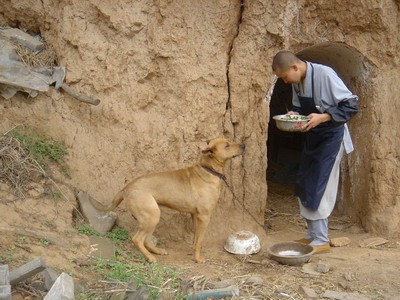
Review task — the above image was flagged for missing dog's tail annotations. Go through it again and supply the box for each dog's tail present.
[90,190,124,212]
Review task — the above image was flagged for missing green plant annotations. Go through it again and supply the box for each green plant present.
[17,235,26,244]
[39,238,50,246]
[8,130,71,179]
[92,257,182,299]
[9,131,67,164]
[105,227,130,243]
[77,225,100,237]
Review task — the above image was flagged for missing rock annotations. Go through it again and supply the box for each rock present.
[77,191,117,235]
[301,263,320,276]
[42,268,59,291]
[0,285,11,300]
[44,272,74,300]
[27,183,45,197]
[330,237,351,247]
[88,236,116,259]
[208,279,234,289]
[299,286,318,299]
[127,286,149,300]
[321,290,369,300]
[0,265,9,285]
[244,276,264,286]
[344,271,357,282]
[9,258,46,286]
[157,291,176,300]
[359,237,389,248]
[110,290,126,300]
[316,260,330,273]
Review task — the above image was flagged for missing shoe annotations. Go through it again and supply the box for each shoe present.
[312,243,331,254]
[294,238,313,244]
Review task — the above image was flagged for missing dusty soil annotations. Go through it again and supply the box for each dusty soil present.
[1,179,400,299]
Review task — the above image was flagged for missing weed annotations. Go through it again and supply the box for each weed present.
[77,225,100,237]
[39,238,50,246]
[9,131,67,164]
[17,235,26,244]
[92,257,182,299]
[8,130,70,179]
[105,227,130,243]
[45,189,61,200]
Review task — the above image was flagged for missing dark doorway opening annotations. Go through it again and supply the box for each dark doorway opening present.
[267,78,304,186]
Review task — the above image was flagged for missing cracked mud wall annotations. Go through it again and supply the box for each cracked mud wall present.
[0,0,399,240]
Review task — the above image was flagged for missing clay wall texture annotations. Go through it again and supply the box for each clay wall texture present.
[0,0,399,239]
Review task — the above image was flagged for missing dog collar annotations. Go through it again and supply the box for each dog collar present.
[201,165,226,181]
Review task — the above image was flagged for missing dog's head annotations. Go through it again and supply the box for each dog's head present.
[202,138,245,164]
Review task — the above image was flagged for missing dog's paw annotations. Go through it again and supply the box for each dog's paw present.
[147,255,157,263]
[194,256,206,263]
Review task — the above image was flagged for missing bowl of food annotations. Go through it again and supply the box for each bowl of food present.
[224,230,261,255]
[273,114,309,132]
[267,241,314,266]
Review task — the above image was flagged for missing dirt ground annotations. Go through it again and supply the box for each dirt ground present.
[1,180,400,299]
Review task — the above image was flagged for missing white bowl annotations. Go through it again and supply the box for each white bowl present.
[273,114,309,132]
[224,230,261,255]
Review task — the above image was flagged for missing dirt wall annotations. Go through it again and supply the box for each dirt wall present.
[0,0,399,239]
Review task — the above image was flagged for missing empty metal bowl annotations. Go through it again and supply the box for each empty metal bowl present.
[224,230,261,255]
[273,114,309,132]
[267,241,315,266]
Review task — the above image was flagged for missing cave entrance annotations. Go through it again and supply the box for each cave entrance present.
[267,42,371,214]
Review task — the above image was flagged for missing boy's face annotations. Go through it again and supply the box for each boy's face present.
[274,64,302,84]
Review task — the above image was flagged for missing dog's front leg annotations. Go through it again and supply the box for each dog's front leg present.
[193,214,211,263]
[191,213,197,240]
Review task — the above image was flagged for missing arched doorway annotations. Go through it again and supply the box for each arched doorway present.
[267,42,372,217]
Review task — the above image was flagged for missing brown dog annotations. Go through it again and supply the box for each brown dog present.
[91,138,245,263]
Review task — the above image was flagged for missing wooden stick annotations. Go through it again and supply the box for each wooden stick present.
[61,83,100,106]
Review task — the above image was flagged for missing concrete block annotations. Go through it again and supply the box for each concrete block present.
[77,191,117,235]
[0,265,9,285]
[42,268,59,291]
[88,236,115,259]
[9,258,46,286]
[0,285,11,300]
[44,272,74,300]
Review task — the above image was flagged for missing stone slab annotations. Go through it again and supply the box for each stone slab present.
[9,258,46,286]
[42,268,59,291]
[77,191,117,235]
[88,236,116,259]
[0,265,9,285]
[44,272,74,300]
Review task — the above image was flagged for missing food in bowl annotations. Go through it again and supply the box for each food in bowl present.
[273,114,309,132]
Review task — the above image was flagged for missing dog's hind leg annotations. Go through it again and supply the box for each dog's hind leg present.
[128,194,165,262]
[144,235,167,256]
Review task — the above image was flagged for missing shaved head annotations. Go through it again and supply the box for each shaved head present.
[272,50,301,72]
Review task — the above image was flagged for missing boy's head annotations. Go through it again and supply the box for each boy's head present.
[272,50,305,84]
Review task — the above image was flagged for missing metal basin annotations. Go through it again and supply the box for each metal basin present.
[273,114,309,132]
[224,231,261,255]
[268,241,314,266]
